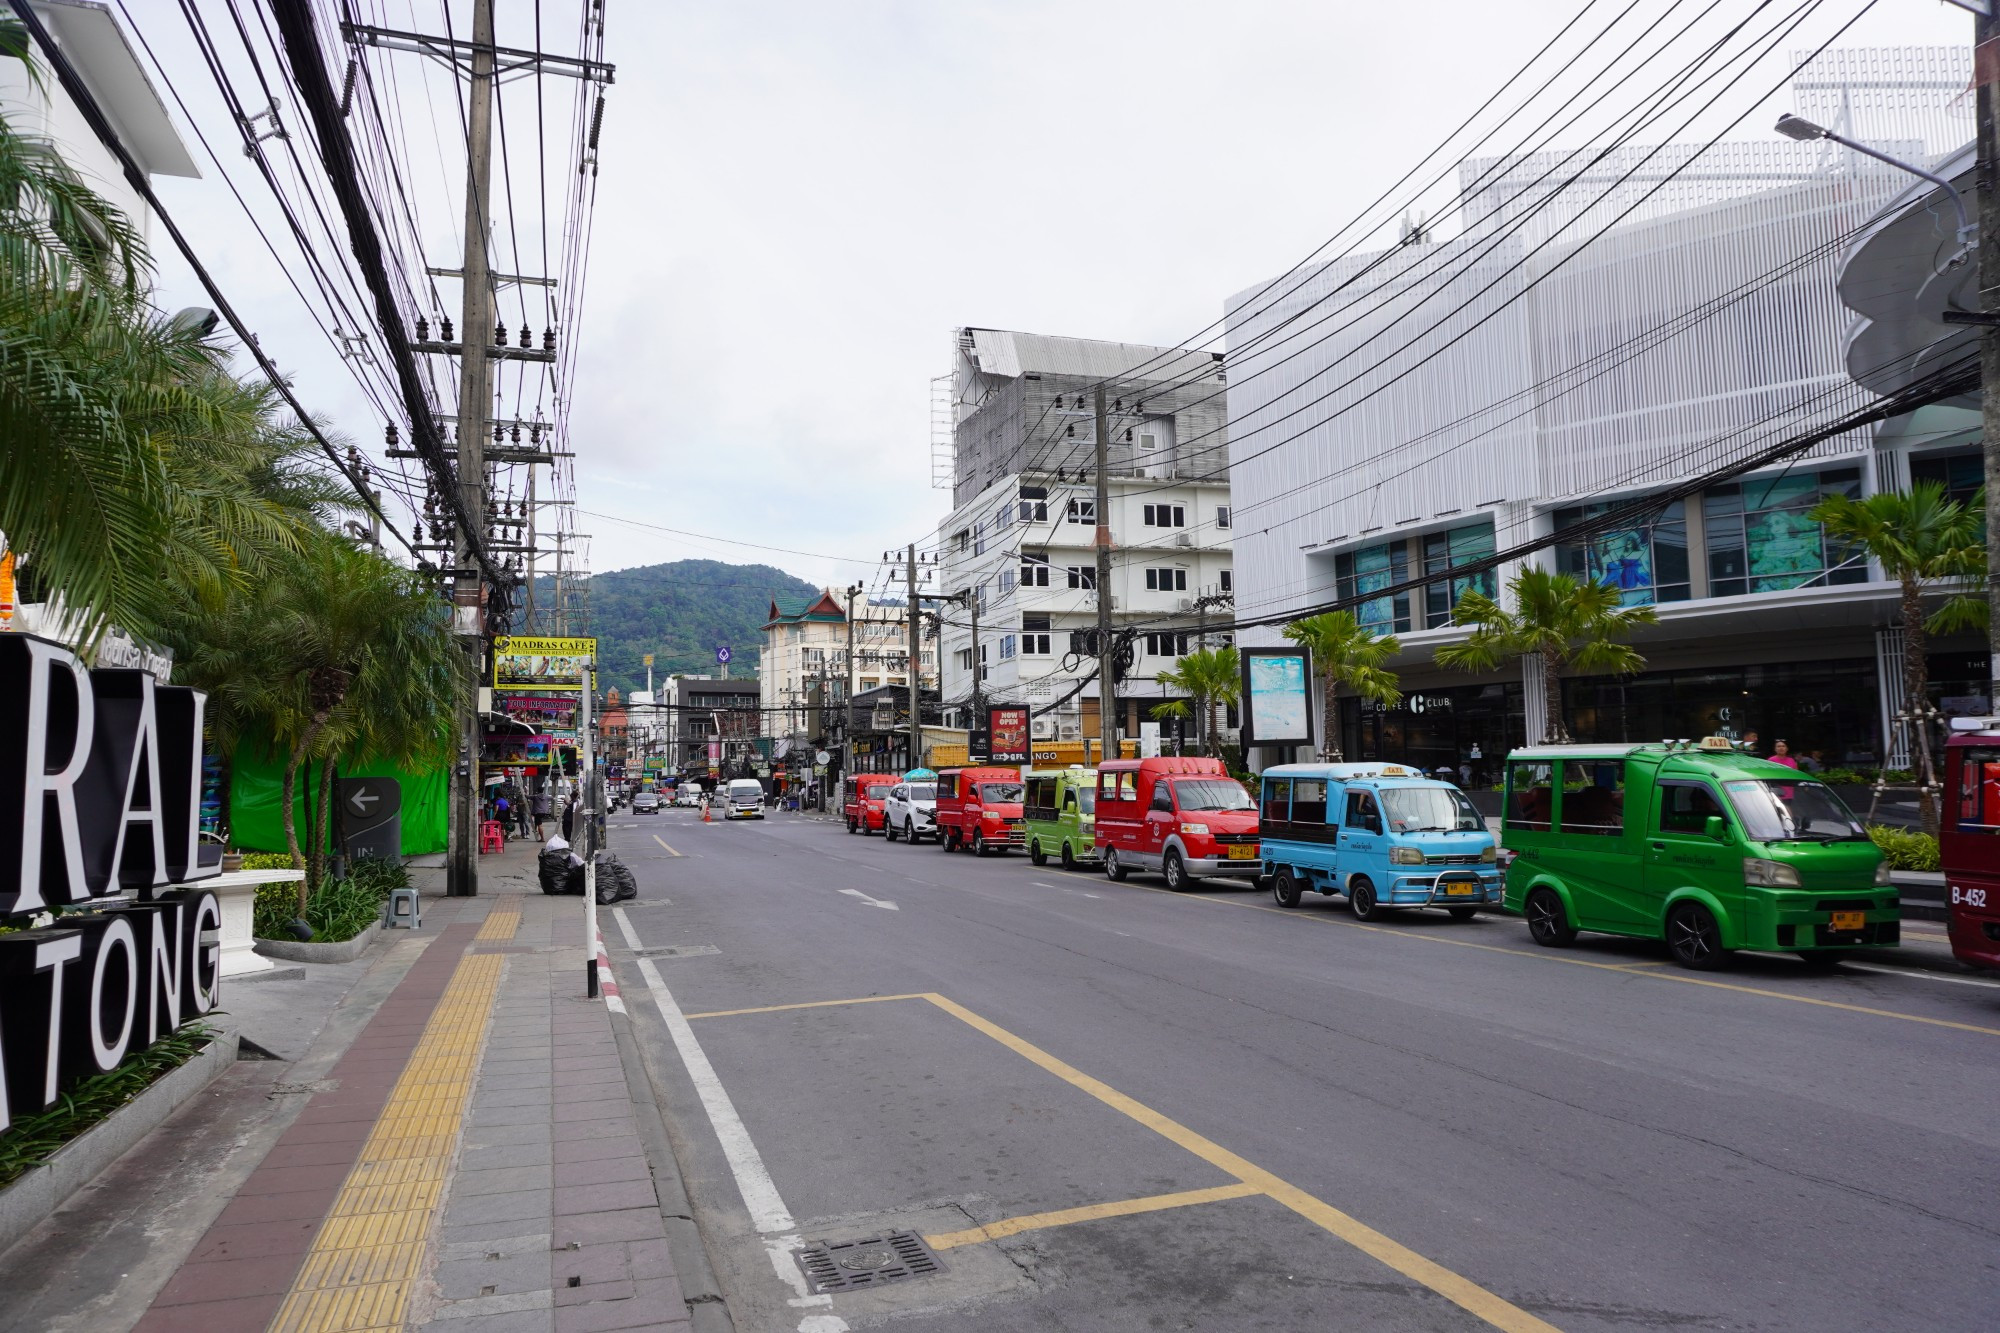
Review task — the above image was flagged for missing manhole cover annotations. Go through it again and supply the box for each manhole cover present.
[795,1230,944,1294]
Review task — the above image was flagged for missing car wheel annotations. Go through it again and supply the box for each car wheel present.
[973,830,988,857]
[1667,901,1729,971]
[1446,905,1479,921]
[885,819,899,843]
[1272,868,1302,908]
[1104,848,1129,882]
[1030,839,1047,867]
[1347,876,1380,921]
[1060,841,1076,871]
[1525,887,1576,946]
[907,820,922,845]
[1162,849,1189,892]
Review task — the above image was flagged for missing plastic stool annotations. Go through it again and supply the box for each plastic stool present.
[479,820,506,853]
[383,887,422,930]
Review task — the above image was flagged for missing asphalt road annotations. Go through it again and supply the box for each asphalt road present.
[599,809,2000,1333]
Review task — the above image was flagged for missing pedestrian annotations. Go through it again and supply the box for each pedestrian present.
[1768,739,1799,770]
[1740,729,1760,754]
[533,788,552,839]
[492,791,511,842]
[561,794,576,841]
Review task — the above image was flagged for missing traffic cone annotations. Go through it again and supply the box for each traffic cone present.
[702,801,712,824]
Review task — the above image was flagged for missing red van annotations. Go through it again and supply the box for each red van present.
[936,766,1026,855]
[842,772,900,836]
[1941,723,2000,971]
[1094,757,1261,890]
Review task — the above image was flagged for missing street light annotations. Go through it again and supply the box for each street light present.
[1774,114,1974,261]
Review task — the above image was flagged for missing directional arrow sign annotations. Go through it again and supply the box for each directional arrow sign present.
[336,778,401,829]
[348,790,379,815]
[838,888,899,911]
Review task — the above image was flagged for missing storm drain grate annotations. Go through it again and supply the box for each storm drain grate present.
[794,1230,944,1294]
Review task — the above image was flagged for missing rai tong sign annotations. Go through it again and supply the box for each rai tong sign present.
[0,633,224,1131]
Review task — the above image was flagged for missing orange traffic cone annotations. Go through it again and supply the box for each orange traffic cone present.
[702,801,712,824]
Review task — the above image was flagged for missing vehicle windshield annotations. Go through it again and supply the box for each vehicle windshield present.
[1381,787,1484,833]
[865,785,890,799]
[1722,779,1867,842]
[1073,789,1096,814]
[980,782,1024,803]
[908,784,936,801]
[1172,779,1254,812]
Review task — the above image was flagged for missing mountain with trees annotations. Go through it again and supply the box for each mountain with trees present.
[550,560,822,698]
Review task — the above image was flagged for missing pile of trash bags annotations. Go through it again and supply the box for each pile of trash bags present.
[538,835,637,905]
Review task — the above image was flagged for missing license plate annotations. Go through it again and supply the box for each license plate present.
[1829,910,1865,931]
[1226,844,1256,860]
[1445,883,1475,896]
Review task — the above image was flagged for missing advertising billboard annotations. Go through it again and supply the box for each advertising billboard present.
[1239,647,1314,747]
[492,636,597,691]
[987,705,1031,763]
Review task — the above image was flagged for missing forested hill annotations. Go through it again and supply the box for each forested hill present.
[534,560,820,699]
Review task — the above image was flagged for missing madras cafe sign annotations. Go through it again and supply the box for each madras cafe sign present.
[0,634,222,1130]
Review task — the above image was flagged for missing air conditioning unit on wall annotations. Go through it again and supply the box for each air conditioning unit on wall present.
[1032,717,1056,739]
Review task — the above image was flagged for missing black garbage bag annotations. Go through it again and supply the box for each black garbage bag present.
[593,851,638,904]
[539,844,586,895]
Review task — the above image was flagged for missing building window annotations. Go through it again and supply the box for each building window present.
[1144,632,1190,657]
[1220,569,1232,593]
[1138,432,1159,452]
[1552,504,1688,609]
[1703,468,1865,597]
[1021,553,1050,586]
[954,528,969,552]
[1069,629,1095,655]
[1021,632,1052,654]
[1910,449,1981,506]
[995,502,1013,531]
[1067,566,1097,590]
[1067,498,1096,523]
[1000,569,1017,595]
[1144,567,1188,592]
[1000,635,1017,660]
[1019,499,1048,521]
[1143,504,1185,527]
[954,648,973,671]
[1335,541,1411,634]
[1421,521,1501,627]
[1216,505,1231,529]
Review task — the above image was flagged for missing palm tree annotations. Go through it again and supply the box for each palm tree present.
[1809,481,1984,836]
[1435,565,1658,744]
[1281,611,1402,760]
[1150,645,1241,757]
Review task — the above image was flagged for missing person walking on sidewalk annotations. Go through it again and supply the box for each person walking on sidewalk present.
[532,787,552,839]
[561,793,576,841]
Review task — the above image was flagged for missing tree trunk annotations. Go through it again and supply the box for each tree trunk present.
[1900,575,1938,837]
[1206,694,1220,759]
[283,713,330,914]
[308,754,335,896]
[1543,652,1567,744]
[1324,672,1341,761]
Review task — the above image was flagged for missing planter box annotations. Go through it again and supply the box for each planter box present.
[0,1027,240,1257]
[253,919,382,965]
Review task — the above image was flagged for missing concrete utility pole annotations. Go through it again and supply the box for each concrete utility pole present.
[845,582,859,777]
[1978,11,2000,698]
[906,544,922,770]
[447,0,497,898]
[968,582,982,723]
[1093,384,1117,763]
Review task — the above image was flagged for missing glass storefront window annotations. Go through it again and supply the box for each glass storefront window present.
[1336,541,1410,634]
[1552,501,1690,606]
[1422,521,1498,627]
[1910,449,1981,506]
[1704,468,1865,596]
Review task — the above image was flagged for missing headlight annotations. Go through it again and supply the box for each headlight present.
[1873,860,1892,887]
[1388,846,1424,865]
[1479,844,1497,863]
[1179,822,1209,836]
[1743,857,1802,887]
[982,810,1001,822]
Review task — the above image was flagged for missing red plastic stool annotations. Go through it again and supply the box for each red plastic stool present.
[480,820,506,853]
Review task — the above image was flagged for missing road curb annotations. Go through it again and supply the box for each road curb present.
[606,1001,735,1333]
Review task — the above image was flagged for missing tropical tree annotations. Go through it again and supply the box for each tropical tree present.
[1809,481,1984,835]
[1150,645,1240,757]
[1434,565,1658,744]
[1281,610,1402,760]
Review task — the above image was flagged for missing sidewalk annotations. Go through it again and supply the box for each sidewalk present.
[0,838,694,1333]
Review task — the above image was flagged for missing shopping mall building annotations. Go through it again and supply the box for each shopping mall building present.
[1223,48,1980,781]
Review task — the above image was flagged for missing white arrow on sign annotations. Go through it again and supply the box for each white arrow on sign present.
[348,791,379,815]
[838,888,899,911]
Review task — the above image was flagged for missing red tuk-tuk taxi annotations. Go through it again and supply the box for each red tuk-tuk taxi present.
[842,772,900,836]
[1942,722,2000,971]
[1094,756,1261,891]
[935,766,1026,854]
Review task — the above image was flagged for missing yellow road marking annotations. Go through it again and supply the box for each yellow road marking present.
[916,993,1557,1332]
[684,993,930,1020]
[268,951,504,1333]
[474,910,519,942]
[1123,883,2000,1038]
[652,834,682,857]
[925,1182,1261,1250]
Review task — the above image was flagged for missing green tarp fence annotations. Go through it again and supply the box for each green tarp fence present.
[227,741,447,856]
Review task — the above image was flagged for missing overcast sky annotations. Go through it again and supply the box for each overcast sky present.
[136,0,1974,594]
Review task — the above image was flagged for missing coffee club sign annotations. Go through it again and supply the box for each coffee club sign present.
[0,634,222,1132]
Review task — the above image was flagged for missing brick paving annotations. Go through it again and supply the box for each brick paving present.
[129,842,691,1333]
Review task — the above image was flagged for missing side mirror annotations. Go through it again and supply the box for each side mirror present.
[1703,815,1727,841]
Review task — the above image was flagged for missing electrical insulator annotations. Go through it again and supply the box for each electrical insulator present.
[1065,425,1074,437]
[495,320,507,345]
[518,326,531,348]
[385,423,399,448]
[1124,429,1132,442]
[415,315,429,341]
[494,422,505,443]
[1114,398,1122,411]
[440,316,454,341]
[511,424,522,443]
[543,327,556,352]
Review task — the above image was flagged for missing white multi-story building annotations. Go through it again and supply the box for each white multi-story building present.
[935,328,1236,750]
[759,591,939,744]
[1222,48,1973,777]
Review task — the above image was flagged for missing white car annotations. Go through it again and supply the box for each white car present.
[882,780,938,844]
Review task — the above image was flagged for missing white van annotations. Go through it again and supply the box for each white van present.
[725,778,765,820]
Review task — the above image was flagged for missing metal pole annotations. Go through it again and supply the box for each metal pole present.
[580,662,598,997]
[1093,385,1117,762]
[1978,14,2000,704]
[969,583,982,724]
[448,0,497,898]
[907,543,921,771]
[845,583,859,777]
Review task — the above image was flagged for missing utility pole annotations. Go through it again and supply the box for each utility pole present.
[1093,384,1117,764]
[906,543,922,771]
[845,582,860,778]
[447,0,496,898]
[1979,9,2000,701]
[968,583,982,723]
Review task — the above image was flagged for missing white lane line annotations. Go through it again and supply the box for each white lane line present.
[628,952,844,1328]
[838,887,900,911]
[1033,880,1101,899]
[611,905,644,951]
[1844,961,2000,989]
[652,833,683,857]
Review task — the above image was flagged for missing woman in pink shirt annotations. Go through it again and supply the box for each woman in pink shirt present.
[1768,740,1799,770]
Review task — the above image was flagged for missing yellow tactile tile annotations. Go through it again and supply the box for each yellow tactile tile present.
[474,909,520,941]
[268,951,504,1333]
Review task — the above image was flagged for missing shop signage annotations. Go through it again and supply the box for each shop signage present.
[1239,648,1314,747]
[492,636,597,692]
[987,707,1030,763]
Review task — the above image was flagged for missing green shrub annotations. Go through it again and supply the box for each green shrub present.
[1867,825,1939,873]
[0,1022,215,1188]
[236,851,296,871]
[253,857,407,943]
